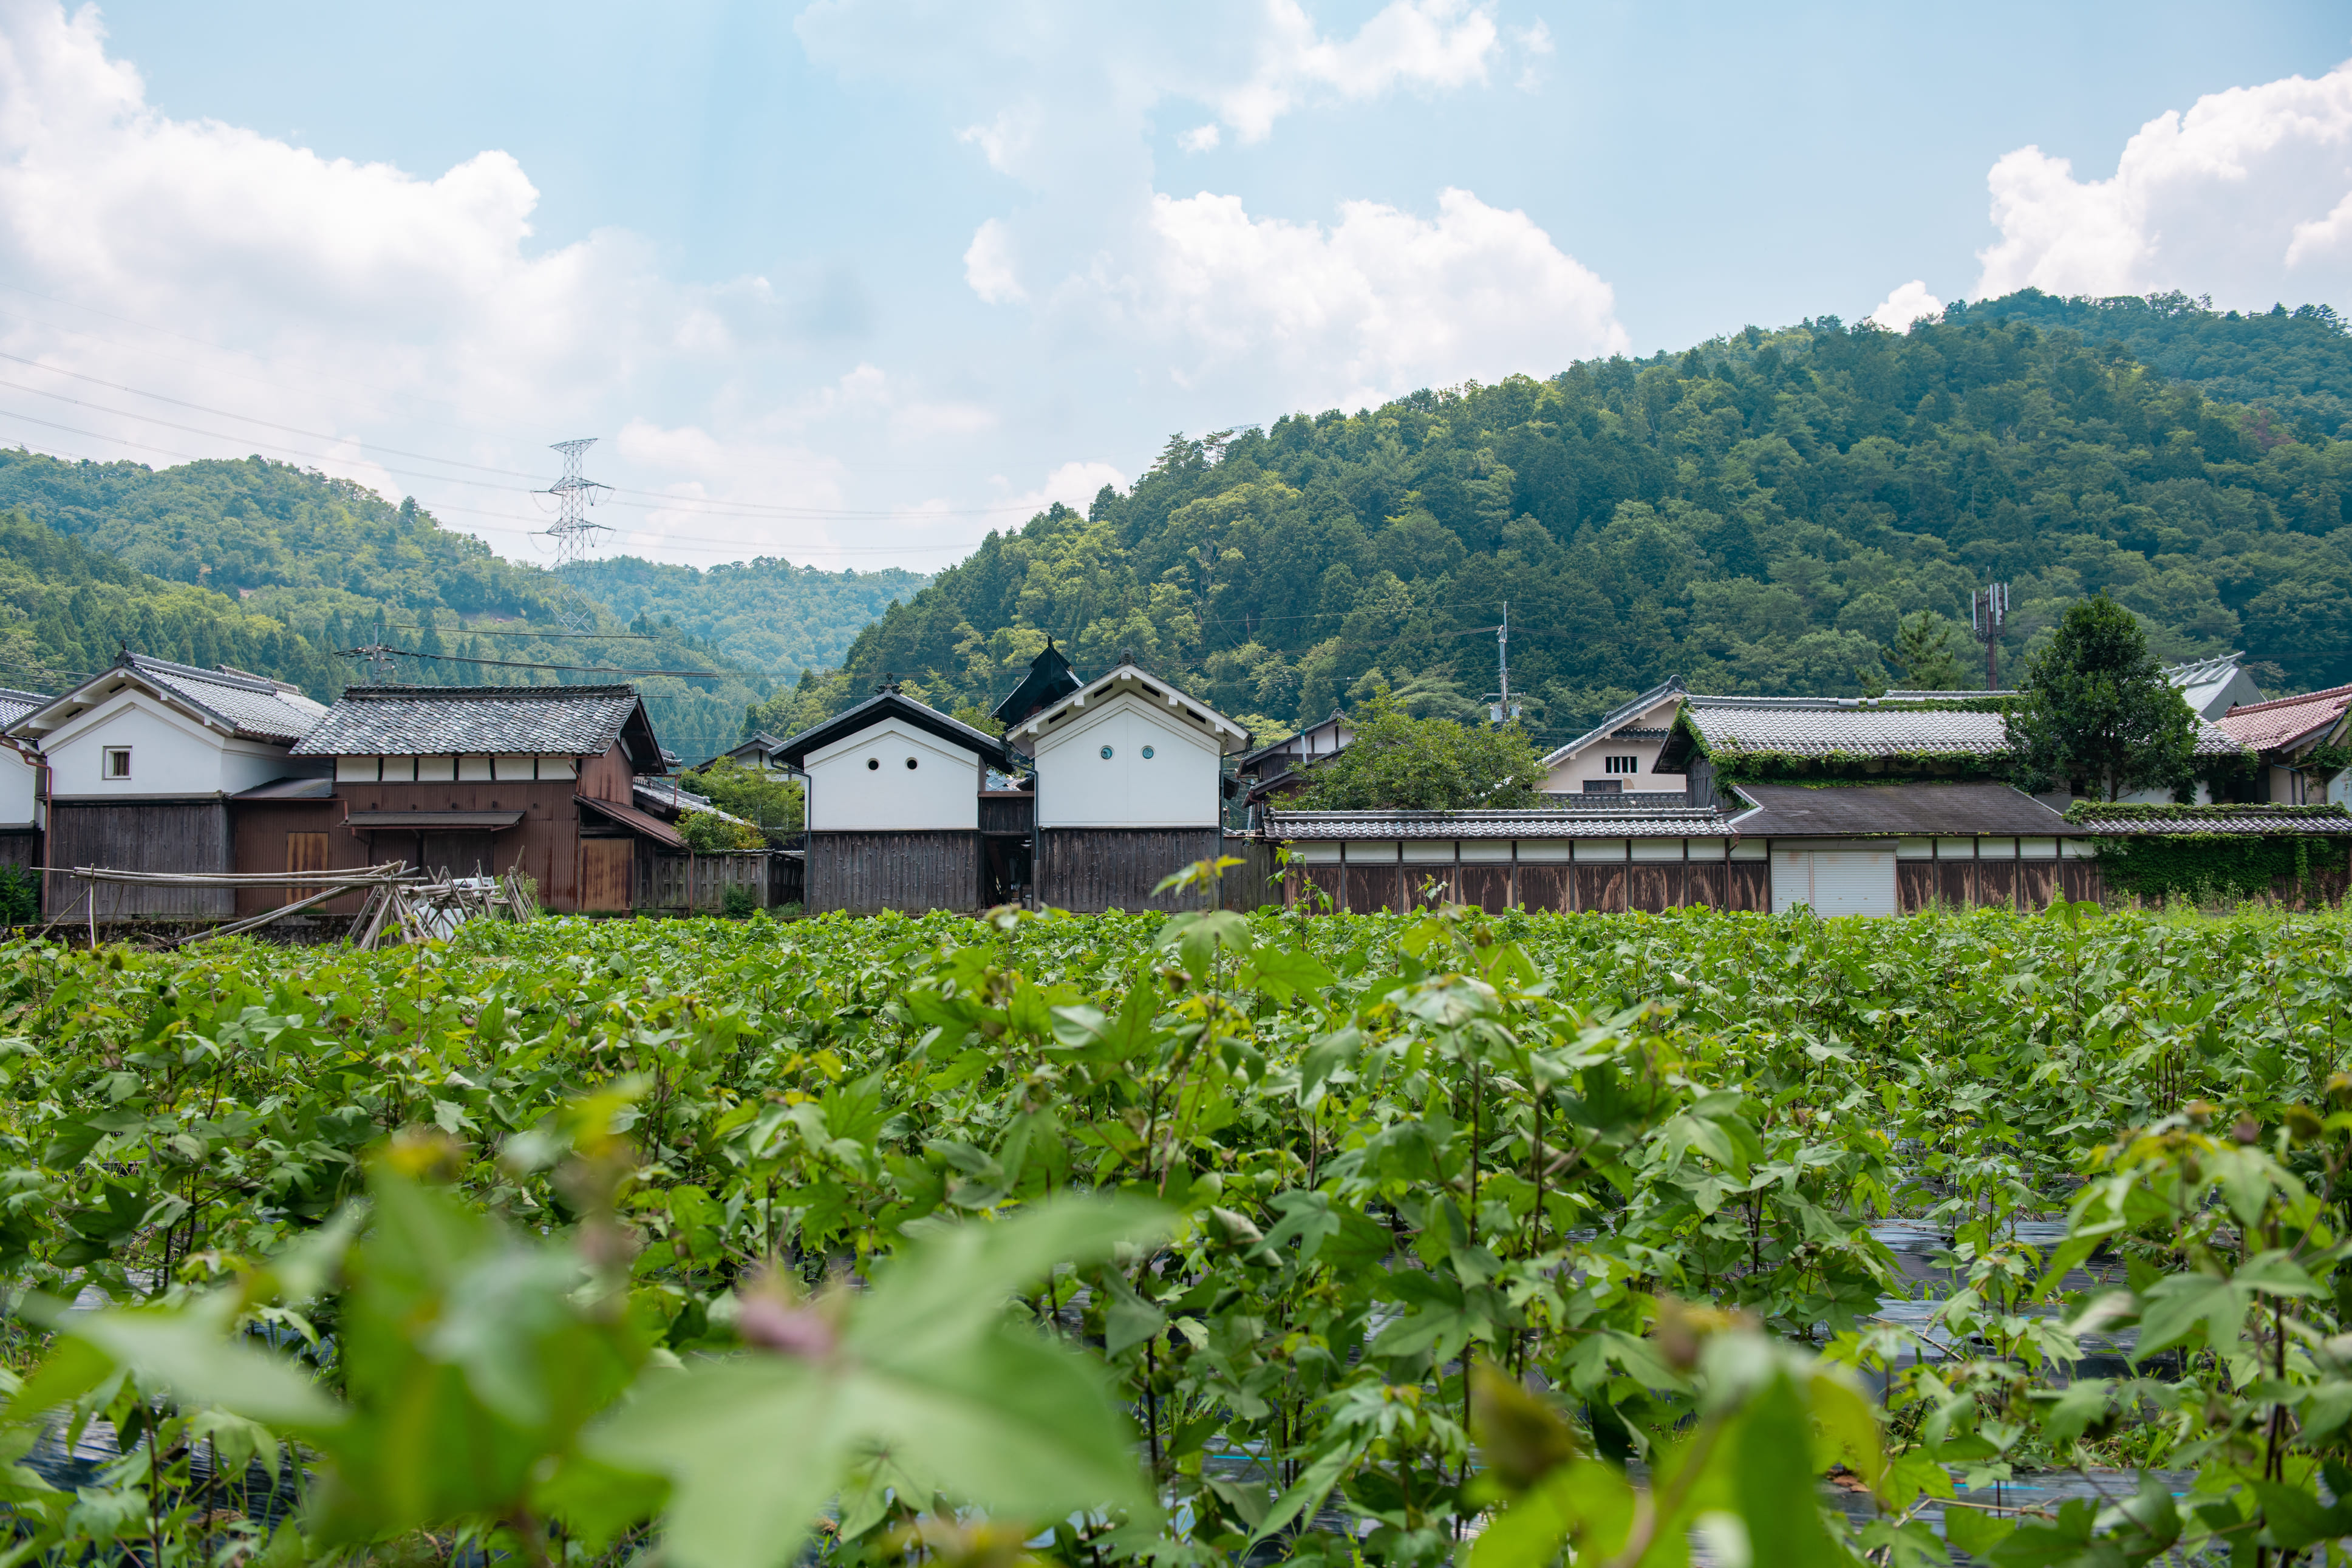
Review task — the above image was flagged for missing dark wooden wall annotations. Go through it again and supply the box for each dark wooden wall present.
[810,831,981,915]
[978,792,1035,834]
[1035,828,1222,913]
[638,851,774,912]
[50,802,232,919]
[232,800,373,916]
[1287,853,1770,915]
[1895,860,2101,913]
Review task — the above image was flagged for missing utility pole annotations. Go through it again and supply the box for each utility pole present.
[1487,602,1519,724]
[1968,582,2010,690]
[539,438,613,632]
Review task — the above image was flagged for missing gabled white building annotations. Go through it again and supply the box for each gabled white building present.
[1005,661,1249,911]
[778,688,1021,913]
[1538,677,1689,799]
[7,653,327,919]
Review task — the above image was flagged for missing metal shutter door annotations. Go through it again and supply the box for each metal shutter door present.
[1771,848,1896,916]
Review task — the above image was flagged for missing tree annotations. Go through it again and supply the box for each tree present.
[1884,610,1968,690]
[2005,597,2197,801]
[1287,689,1544,810]
[680,758,805,843]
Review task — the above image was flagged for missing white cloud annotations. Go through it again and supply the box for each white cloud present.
[1975,58,2352,308]
[1178,123,1222,153]
[963,217,1026,304]
[1867,280,1942,329]
[1213,0,1504,143]
[1108,186,1625,409]
[997,458,1127,522]
[0,0,1004,574]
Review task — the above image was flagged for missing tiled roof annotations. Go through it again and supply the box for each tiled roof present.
[777,690,1015,771]
[1007,663,1251,754]
[631,778,763,833]
[2217,683,2352,753]
[0,688,51,728]
[125,655,327,743]
[1730,781,2081,837]
[1679,698,2012,759]
[2070,804,2352,836]
[1264,808,1737,840]
[291,684,653,762]
[1668,694,2248,764]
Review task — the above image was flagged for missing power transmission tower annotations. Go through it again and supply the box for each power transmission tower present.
[1968,582,2010,690]
[539,438,613,631]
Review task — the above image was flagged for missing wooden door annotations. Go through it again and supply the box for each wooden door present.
[285,831,329,901]
[581,839,632,912]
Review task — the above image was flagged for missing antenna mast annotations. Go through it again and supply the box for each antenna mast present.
[539,438,613,631]
[1968,583,2010,690]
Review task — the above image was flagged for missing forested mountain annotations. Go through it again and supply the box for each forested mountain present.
[567,556,927,677]
[752,292,2352,750]
[1966,291,2352,439]
[0,452,925,762]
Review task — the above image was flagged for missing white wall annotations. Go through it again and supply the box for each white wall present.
[40,690,290,798]
[0,748,35,828]
[805,717,984,831]
[1034,694,1222,828]
[1541,694,1688,793]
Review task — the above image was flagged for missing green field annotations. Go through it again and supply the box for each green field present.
[1,899,2348,1566]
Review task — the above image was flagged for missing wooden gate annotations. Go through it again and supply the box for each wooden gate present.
[581,840,632,912]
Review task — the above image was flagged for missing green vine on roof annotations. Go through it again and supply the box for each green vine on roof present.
[2065,801,2352,822]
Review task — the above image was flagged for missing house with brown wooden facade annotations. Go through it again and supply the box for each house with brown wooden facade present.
[270,683,673,914]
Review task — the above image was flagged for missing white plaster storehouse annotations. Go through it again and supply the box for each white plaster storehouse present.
[1005,661,1250,912]
[7,653,327,919]
[778,688,1020,913]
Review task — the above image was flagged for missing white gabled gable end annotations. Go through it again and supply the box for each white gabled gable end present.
[803,714,987,833]
[1011,666,1247,830]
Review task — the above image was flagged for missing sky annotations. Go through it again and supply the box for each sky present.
[0,0,2347,576]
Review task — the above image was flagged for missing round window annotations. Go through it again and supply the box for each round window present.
[865,757,880,771]
[1100,745,1114,759]
[905,757,918,769]
[1141,745,1155,759]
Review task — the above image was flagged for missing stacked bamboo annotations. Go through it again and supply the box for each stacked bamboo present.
[46,864,536,949]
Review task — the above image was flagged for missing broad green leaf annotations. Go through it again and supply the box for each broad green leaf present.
[2133,1273,2247,1359]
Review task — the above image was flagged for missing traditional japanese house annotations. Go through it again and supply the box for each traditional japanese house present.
[2215,684,2352,806]
[777,687,1020,914]
[274,683,671,914]
[1536,677,1689,800]
[8,654,327,921]
[1004,661,1251,912]
[1232,711,1354,828]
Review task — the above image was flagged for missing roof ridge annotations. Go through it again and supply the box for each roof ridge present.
[127,652,284,695]
[2224,681,2352,715]
[341,684,639,699]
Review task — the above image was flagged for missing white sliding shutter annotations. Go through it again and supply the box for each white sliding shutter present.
[1771,848,1897,916]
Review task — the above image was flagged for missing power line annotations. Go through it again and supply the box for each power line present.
[0,421,987,556]
[338,645,785,680]
[0,363,1052,519]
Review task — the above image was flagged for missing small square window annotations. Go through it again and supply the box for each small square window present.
[103,747,131,780]
[1604,755,1640,775]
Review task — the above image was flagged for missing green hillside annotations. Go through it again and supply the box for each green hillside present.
[567,555,928,678]
[0,452,927,762]
[755,291,2352,749]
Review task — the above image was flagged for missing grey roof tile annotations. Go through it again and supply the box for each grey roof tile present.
[291,684,646,758]
[1677,695,2246,761]
[2070,805,2352,836]
[125,655,326,744]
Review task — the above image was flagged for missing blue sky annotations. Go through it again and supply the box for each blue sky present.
[0,0,2346,573]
